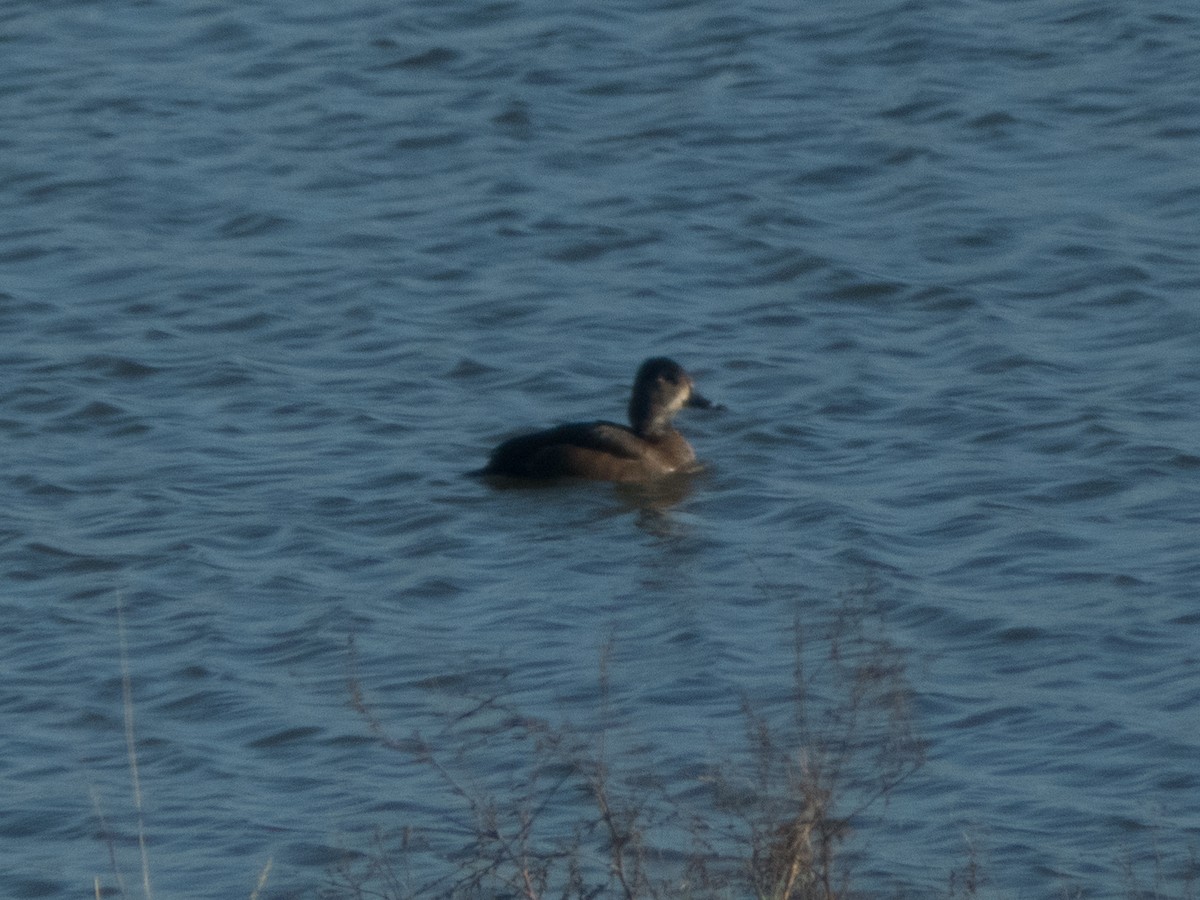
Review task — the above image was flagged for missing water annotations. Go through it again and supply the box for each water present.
[2,0,1198,896]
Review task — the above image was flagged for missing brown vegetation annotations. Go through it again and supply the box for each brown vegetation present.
[328,590,926,899]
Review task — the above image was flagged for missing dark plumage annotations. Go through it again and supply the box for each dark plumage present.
[480,357,714,482]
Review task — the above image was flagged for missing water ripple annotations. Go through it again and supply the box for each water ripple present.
[2,0,1198,896]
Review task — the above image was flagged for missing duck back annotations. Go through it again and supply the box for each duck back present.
[483,421,694,481]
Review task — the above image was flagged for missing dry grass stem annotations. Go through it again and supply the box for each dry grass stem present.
[330,590,929,899]
[117,599,154,900]
[92,603,274,900]
[249,856,274,900]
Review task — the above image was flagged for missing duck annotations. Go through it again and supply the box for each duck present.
[479,357,715,482]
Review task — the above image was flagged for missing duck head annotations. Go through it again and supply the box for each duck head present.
[627,357,713,436]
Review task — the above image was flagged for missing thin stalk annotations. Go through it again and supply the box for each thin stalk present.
[117,600,153,900]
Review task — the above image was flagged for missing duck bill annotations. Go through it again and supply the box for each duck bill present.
[687,390,714,410]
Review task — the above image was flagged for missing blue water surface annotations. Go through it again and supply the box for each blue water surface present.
[2,1,1198,897]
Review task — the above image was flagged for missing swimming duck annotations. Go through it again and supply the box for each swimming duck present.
[480,357,715,482]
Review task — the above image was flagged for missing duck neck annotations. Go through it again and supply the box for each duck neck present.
[629,397,673,438]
